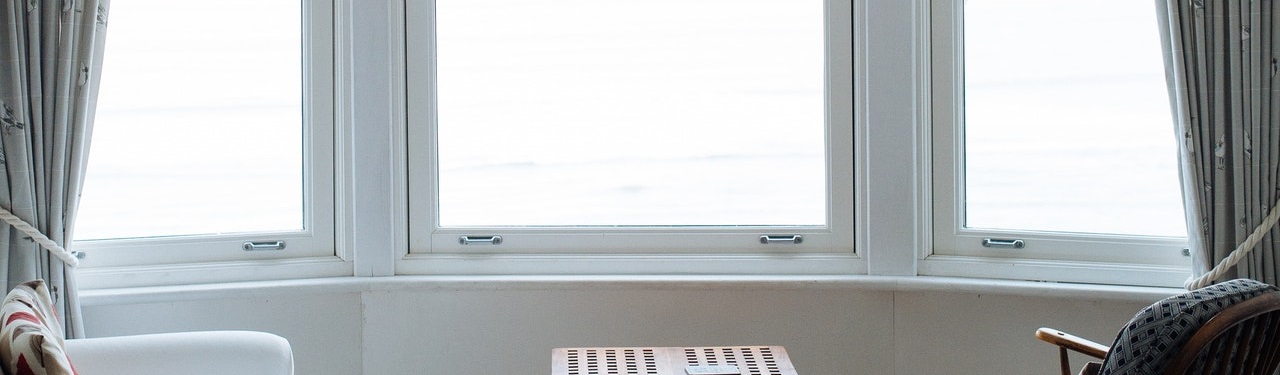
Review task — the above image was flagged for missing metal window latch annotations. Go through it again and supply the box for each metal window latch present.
[760,235,803,245]
[242,241,287,251]
[981,238,1024,249]
[459,235,503,245]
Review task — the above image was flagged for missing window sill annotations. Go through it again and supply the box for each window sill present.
[396,252,865,276]
[74,256,354,290]
[78,274,1182,306]
[919,255,1191,288]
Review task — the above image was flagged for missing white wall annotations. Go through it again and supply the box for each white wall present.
[78,277,1162,375]
[80,283,364,375]
[361,281,894,375]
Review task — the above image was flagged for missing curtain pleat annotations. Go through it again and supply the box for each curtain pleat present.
[0,0,109,339]
[1164,0,1280,287]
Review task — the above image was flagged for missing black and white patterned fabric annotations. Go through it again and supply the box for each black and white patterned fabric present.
[1098,278,1277,375]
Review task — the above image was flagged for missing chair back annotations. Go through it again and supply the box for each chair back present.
[1163,291,1280,375]
[1098,279,1276,375]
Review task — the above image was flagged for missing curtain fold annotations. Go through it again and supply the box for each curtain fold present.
[0,0,110,338]
[1161,0,1280,287]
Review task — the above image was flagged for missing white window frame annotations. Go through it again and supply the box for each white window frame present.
[921,0,1190,287]
[401,0,860,275]
[73,0,350,288]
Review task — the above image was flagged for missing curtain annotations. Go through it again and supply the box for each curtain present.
[1159,0,1280,288]
[0,0,110,338]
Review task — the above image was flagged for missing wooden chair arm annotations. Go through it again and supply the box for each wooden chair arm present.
[1036,327,1110,359]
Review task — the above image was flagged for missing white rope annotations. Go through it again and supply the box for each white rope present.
[0,207,78,268]
[1185,203,1280,289]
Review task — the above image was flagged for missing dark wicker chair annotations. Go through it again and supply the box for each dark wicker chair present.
[1035,279,1280,375]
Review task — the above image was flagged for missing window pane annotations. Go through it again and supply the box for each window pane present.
[75,0,303,240]
[435,0,826,227]
[963,0,1187,237]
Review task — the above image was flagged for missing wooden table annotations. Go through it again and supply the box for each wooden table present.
[552,346,797,375]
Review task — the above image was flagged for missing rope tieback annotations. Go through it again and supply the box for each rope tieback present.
[1185,203,1280,290]
[0,207,78,268]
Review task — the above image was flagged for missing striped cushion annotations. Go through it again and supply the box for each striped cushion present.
[0,280,76,375]
[1098,278,1277,375]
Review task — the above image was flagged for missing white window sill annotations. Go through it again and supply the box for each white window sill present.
[78,274,1182,307]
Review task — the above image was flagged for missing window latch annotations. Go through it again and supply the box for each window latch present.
[242,241,287,251]
[981,238,1024,249]
[760,235,803,245]
[459,235,503,245]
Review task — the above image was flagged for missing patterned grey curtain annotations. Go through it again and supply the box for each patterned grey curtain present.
[0,0,110,338]
[1159,0,1280,287]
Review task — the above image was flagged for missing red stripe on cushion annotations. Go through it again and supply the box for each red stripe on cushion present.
[15,353,33,375]
[5,311,40,325]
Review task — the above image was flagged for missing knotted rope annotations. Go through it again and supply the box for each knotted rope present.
[0,207,78,267]
[1185,203,1280,289]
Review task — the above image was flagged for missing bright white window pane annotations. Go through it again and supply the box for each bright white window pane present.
[436,0,826,227]
[963,0,1187,237]
[75,0,303,240]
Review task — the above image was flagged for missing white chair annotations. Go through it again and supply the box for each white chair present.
[65,330,294,375]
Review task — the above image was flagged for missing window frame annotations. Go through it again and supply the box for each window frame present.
[73,0,349,288]
[921,0,1190,287]
[401,0,860,275]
